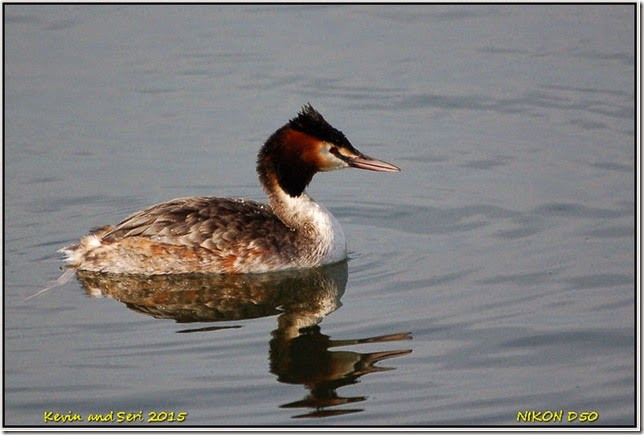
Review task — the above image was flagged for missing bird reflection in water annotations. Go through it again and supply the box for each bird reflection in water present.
[75,261,412,418]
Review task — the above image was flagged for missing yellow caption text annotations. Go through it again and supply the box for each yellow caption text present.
[43,410,188,424]
[516,410,599,423]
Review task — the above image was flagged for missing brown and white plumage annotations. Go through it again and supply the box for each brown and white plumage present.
[60,104,400,275]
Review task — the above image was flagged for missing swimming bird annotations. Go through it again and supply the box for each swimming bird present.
[60,104,400,275]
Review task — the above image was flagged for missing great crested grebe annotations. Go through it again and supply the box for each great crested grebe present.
[60,104,400,275]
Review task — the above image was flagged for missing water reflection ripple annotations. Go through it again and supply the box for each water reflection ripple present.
[73,262,412,419]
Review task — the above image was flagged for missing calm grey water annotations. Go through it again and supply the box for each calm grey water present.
[4,4,635,427]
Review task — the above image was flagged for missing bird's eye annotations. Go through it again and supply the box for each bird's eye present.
[329,146,340,157]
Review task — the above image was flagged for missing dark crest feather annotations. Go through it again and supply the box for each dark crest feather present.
[288,104,353,149]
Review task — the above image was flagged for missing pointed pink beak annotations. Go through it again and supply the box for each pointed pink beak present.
[349,154,401,172]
